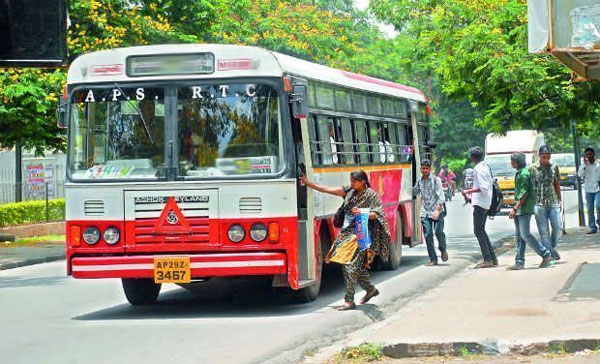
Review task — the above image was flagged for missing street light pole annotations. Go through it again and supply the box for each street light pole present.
[571,118,585,227]
[15,139,22,202]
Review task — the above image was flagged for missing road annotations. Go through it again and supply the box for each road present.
[0,190,580,364]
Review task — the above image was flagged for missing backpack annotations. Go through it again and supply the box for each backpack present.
[486,164,504,218]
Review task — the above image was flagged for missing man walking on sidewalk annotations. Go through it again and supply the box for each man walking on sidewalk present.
[414,159,448,266]
[507,153,552,270]
[530,145,562,261]
[578,147,600,234]
[461,146,497,268]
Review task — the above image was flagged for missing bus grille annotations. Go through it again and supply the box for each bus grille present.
[133,198,210,244]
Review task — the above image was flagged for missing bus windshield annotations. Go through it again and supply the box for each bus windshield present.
[177,84,282,178]
[68,83,284,180]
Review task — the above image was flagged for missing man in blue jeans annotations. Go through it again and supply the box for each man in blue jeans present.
[413,159,448,266]
[507,153,552,269]
[578,147,600,234]
[530,145,562,261]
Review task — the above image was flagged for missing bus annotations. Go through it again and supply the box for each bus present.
[58,44,434,305]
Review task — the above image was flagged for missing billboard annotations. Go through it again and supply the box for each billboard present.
[528,0,600,80]
[529,0,600,53]
[0,0,67,67]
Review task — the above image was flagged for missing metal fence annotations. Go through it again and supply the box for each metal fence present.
[0,181,66,204]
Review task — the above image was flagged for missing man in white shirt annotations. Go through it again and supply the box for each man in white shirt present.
[461,146,497,268]
[578,147,600,234]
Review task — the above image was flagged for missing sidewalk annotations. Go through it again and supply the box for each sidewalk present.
[0,240,65,270]
[318,228,600,360]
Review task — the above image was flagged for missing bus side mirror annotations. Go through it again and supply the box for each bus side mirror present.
[56,100,67,129]
[426,140,437,149]
[290,84,308,119]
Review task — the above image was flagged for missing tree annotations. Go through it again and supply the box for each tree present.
[0,68,65,152]
[371,0,600,138]
[0,0,183,152]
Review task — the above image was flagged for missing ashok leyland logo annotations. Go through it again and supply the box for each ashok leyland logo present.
[166,211,179,225]
[153,197,190,234]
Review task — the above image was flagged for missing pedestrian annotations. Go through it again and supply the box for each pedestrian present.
[578,146,600,234]
[463,162,475,189]
[414,159,448,266]
[461,146,498,268]
[507,153,552,270]
[300,170,392,311]
[530,145,562,261]
[439,164,457,194]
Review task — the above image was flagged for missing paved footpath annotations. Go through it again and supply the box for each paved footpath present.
[309,228,600,362]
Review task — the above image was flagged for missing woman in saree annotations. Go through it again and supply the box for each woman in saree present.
[300,170,392,310]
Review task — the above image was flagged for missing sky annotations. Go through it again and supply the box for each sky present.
[353,0,398,38]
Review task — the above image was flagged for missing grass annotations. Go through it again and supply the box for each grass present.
[547,343,567,357]
[332,343,384,363]
[2,234,65,247]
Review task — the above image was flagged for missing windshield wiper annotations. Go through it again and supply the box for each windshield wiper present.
[113,83,154,145]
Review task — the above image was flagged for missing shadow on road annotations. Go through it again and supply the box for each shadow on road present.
[74,255,427,321]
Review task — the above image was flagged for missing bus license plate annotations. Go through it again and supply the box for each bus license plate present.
[154,257,191,284]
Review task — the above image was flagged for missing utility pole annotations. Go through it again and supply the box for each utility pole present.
[571,118,585,227]
[15,139,22,202]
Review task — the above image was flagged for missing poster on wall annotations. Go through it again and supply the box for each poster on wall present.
[26,164,46,200]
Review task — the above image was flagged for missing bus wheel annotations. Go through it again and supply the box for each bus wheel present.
[121,278,161,305]
[382,213,403,270]
[292,237,323,303]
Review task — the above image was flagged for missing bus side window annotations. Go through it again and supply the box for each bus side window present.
[418,125,432,161]
[368,121,384,164]
[339,118,355,164]
[382,123,395,163]
[308,115,320,165]
[316,114,335,165]
[395,123,409,163]
[332,118,346,164]
[354,120,370,164]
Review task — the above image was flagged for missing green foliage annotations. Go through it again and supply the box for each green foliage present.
[1,0,380,153]
[13,235,66,246]
[371,0,600,138]
[337,342,384,362]
[0,199,65,227]
[0,69,66,153]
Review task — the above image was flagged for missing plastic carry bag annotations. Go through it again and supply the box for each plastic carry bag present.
[355,208,371,251]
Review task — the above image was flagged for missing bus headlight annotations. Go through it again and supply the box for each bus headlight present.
[103,227,120,245]
[227,224,245,243]
[83,227,101,245]
[249,223,268,242]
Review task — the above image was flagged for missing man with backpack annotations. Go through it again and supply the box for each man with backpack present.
[530,145,562,261]
[461,146,498,268]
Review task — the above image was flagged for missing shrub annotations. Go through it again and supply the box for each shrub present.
[0,198,65,227]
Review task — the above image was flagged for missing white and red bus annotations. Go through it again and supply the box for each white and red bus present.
[59,44,434,305]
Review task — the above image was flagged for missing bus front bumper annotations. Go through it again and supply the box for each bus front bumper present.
[70,252,287,279]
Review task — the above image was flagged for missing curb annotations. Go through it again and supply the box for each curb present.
[284,235,515,364]
[0,253,65,271]
[382,338,600,358]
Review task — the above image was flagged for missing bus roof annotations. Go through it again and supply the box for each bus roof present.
[67,44,427,102]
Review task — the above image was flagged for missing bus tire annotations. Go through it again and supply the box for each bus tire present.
[121,278,161,306]
[292,233,324,303]
[382,213,403,270]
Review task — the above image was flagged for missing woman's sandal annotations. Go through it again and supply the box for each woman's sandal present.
[474,261,493,269]
[360,289,379,304]
[337,302,356,311]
